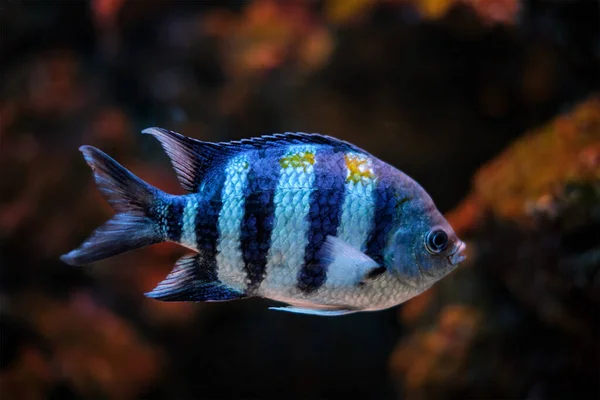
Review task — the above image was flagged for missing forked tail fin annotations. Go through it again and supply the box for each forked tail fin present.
[61,146,163,266]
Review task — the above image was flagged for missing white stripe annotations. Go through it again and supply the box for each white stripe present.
[216,155,250,291]
[263,145,317,289]
[180,197,198,250]
[337,152,376,251]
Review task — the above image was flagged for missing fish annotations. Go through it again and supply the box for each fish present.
[61,128,466,316]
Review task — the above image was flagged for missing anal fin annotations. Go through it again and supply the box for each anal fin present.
[146,254,245,302]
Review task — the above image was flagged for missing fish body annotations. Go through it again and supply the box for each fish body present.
[62,129,466,316]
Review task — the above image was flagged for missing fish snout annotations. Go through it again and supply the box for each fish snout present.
[448,240,467,266]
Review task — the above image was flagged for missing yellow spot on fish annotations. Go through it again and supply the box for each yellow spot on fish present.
[345,153,375,184]
[280,151,315,170]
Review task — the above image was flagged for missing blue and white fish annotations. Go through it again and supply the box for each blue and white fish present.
[61,128,466,316]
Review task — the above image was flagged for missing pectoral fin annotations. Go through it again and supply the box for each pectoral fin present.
[318,235,385,286]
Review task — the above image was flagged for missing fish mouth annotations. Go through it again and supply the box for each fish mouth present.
[448,241,467,266]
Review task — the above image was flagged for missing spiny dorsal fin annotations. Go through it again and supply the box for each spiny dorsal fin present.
[142,128,220,192]
[143,127,368,193]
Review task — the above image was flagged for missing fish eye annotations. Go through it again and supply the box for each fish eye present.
[425,229,448,254]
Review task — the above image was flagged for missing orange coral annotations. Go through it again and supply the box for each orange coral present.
[391,305,482,392]
[471,97,600,224]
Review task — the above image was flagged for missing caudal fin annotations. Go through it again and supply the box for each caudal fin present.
[61,146,162,266]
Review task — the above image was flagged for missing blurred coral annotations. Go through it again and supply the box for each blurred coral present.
[391,305,482,393]
[1,292,160,398]
[403,0,519,23]
[464,97,600,224]
[392,97,600,399]
[210,0,334,78]
[325,0,375,25]
[1,0,598,398]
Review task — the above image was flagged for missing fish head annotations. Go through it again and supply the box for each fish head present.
[387,196,466,287]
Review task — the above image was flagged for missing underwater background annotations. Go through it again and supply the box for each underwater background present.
[1,1,599,399]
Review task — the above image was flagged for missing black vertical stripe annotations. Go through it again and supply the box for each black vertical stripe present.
[240,149,281,294]
[195,169,226,278]
[165,197,184,242]
[297,149,347,293]
[365,165,398,267]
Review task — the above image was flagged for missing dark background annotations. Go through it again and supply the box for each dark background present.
[1,1,599,399]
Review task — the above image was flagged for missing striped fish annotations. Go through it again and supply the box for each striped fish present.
[61,128,466,316]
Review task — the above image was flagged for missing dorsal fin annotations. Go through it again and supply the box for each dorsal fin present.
[143,128,222,192]
[143,127,368,193]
